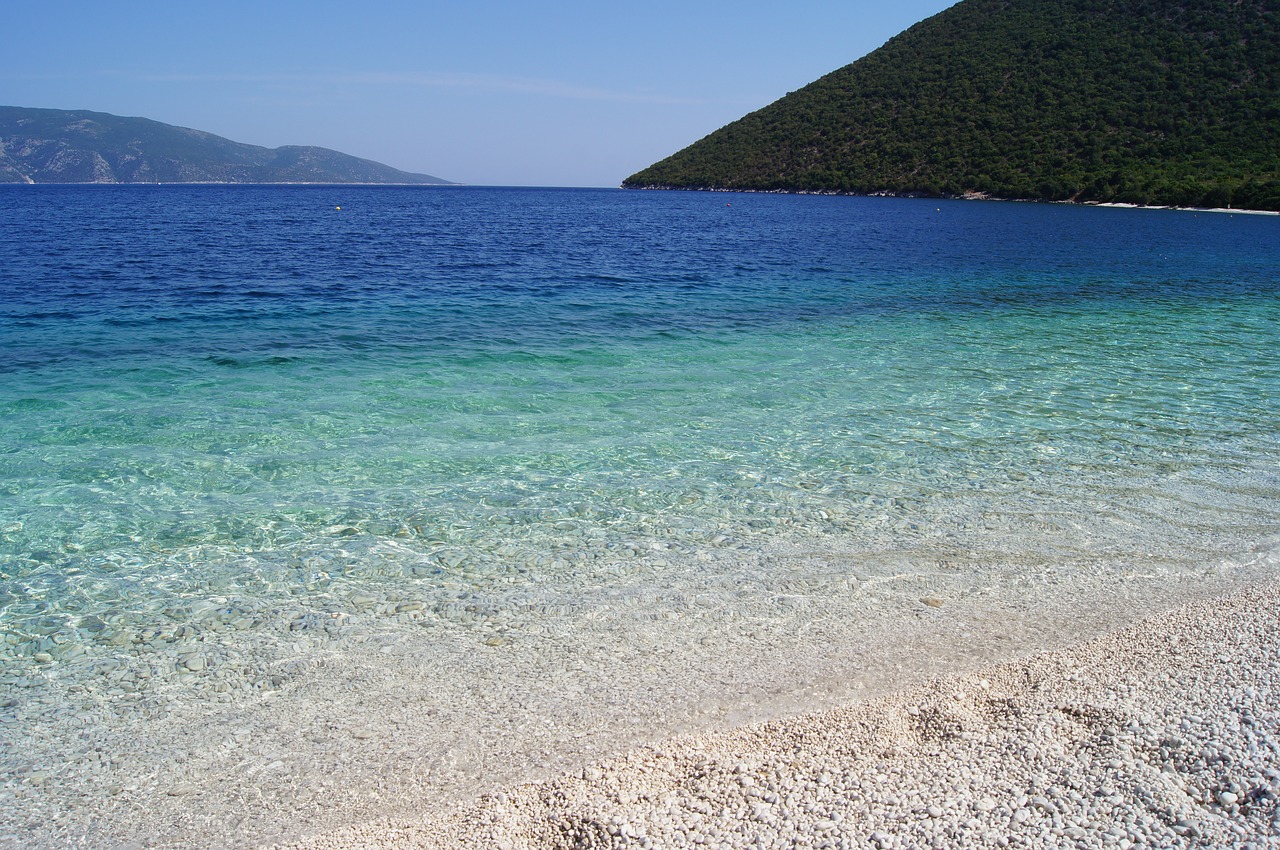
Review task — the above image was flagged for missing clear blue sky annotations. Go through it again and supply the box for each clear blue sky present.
[2,1,956,187]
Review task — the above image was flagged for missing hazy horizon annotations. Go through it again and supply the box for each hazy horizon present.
[2,0,956,187]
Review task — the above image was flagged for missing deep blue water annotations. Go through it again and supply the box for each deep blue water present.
[1,184,1279,666]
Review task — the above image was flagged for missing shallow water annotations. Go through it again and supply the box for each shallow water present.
[1,186,1278,847]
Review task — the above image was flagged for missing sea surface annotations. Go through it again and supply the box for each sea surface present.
[2,185,1279,847]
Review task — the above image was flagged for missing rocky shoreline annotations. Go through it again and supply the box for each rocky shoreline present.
[621,185,1280,215]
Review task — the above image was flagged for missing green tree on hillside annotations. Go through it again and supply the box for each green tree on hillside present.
[624,0,1280,210]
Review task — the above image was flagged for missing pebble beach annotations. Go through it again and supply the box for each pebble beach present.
[278,578,1280,850]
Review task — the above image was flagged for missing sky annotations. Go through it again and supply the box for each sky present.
[2,1,957,187]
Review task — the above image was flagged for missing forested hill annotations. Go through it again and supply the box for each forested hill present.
[623,0,1280,210]
[0,106,451,185]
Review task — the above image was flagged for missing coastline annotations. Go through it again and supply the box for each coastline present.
[276,577,1280,849]
[620,185,1280,216]
[10,540,1275,850]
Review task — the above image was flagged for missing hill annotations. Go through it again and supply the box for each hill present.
[623,0,1280,210]
[0,106,451,185]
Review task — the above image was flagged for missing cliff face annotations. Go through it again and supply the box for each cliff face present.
[624,0,1280,210]
[0,107,451,185]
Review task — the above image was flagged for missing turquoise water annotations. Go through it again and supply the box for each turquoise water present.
[3,185,1280,846]
[1,188,1278,645]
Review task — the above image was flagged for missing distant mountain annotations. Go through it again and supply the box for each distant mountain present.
[0,106,451,185]
[624,0,1280,210]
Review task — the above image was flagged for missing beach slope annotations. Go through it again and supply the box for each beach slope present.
[278,581,1280,849]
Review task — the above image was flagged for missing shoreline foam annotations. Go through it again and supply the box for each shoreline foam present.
[276,578,1280,849]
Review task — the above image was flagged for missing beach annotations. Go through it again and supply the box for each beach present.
[7,539,1275,849]
[275,576,1280,849]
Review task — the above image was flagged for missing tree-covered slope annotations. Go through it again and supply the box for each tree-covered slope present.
[0,106,451,185]
[624,0,1280,209]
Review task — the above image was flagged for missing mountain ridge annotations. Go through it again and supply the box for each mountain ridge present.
[623,0,1280,211]
[0,106,451,185]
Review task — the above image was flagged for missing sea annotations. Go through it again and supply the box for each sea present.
[2,184,1278,848]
